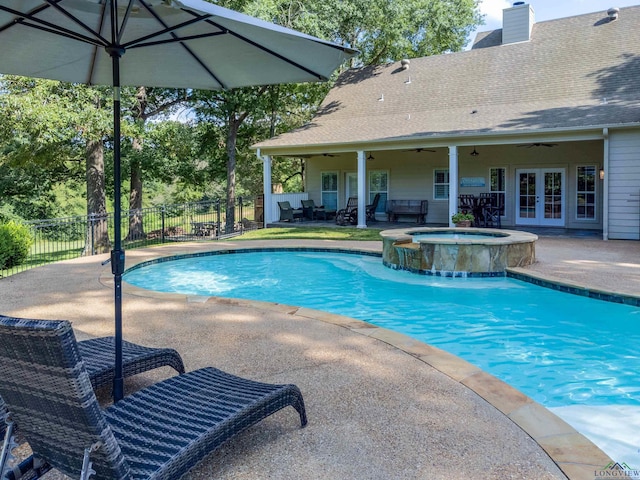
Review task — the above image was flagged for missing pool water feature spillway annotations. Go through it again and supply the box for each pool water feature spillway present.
[381,227,537,276]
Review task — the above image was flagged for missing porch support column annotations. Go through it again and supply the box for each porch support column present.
[448,146,459,227]
[602,128,609,241]
[357,150,367,228]
[260,150,273,225]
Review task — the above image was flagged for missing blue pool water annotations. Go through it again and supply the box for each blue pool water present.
[125,250,640,464]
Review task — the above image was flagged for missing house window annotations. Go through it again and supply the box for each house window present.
[490,167,506,211]
[368,170,388,214]
[321,171,338,211]
[576,166,596,220]
[434,169,449,200]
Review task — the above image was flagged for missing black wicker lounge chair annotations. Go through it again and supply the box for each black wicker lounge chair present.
[1,316,186,480]
[0,316,307,480]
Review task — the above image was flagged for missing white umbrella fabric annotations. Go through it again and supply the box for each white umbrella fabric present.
[0,0,356,401]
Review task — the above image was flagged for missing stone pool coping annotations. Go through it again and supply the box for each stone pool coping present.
[380,226,539,245]
[113,242,623,480]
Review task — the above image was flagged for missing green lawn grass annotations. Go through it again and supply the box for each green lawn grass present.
[237,227,383,242]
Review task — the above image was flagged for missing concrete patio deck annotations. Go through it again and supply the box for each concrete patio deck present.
[1,235,638,479]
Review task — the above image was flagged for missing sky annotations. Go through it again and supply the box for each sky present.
[468,0,640,47]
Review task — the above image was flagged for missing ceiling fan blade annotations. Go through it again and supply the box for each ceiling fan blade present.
[517,143,559,148]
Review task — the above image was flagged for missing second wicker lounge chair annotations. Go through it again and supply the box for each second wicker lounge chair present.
[0,316,307,480]
[0,315,186,480]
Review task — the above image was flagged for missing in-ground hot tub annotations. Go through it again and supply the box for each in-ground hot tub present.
[381,227,537,277]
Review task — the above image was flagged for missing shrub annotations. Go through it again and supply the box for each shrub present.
[0,221,33,269]
[451,212,474,223]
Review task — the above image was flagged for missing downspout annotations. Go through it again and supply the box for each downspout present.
[449,146,459,226]
[357,150,367,228]
[602,128,609,241]
[260,150,273,225]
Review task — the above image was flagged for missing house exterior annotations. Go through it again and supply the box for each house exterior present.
[253,3,640,240]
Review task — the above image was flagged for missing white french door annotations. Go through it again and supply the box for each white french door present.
[516,168,565,226]
[346,172,358,201]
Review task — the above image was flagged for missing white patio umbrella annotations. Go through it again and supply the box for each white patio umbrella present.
[0,0,356,401]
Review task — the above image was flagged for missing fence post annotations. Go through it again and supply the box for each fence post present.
[238,196,243,233]
[89,213,96,255]
[161,206,166,243]
[215,199,221,239]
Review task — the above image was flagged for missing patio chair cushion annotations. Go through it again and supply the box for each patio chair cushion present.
[0,316,306,480]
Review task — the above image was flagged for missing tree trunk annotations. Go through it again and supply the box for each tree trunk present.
[126,86,147,241]
[84,139,110,255]
[225,115,239,234]
[126,150,145,241]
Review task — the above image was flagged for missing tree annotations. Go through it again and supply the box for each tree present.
[193,86,275,231]
[124,86,189,240]
[0,0,484,235]
[0,77,114,253]
[269,0,484,66]
[193,0,482,233]
[85,138,110,253]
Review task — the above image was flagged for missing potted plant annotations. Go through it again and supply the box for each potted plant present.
[451,212,474,227]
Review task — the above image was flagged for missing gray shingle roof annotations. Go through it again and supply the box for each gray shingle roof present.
[256,5,640,151]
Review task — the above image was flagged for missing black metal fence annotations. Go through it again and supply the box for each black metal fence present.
[1,197,261,277]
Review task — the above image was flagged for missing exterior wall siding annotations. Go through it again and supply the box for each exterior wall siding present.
[608,131,640,240]
[305,140,604,229]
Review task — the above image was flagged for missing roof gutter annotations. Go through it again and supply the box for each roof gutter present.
[253,124,625,156]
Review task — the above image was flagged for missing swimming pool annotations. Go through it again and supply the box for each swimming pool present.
[124,249,640,464]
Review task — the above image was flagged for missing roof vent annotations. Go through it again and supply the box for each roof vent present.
[513,1,525,5]
[401,59,410,70]
[607,7,620,20]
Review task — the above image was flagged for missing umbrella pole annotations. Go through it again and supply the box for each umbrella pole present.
[109,46,126,403]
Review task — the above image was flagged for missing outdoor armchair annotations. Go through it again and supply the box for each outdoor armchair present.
[0,316,307,480]
[301,199,327,220]
[277,201,303,222]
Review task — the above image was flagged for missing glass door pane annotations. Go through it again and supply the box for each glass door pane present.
[544,172,563,220]
[518,171,537,220]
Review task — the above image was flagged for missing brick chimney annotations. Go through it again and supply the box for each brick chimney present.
[503,2,535,44]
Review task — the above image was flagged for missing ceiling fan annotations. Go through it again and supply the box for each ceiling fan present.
[406,148,436,153]
[517,143,558,148]
[298,153,338,158]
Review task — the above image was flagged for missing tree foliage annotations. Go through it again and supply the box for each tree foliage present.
[0,0,483,223]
